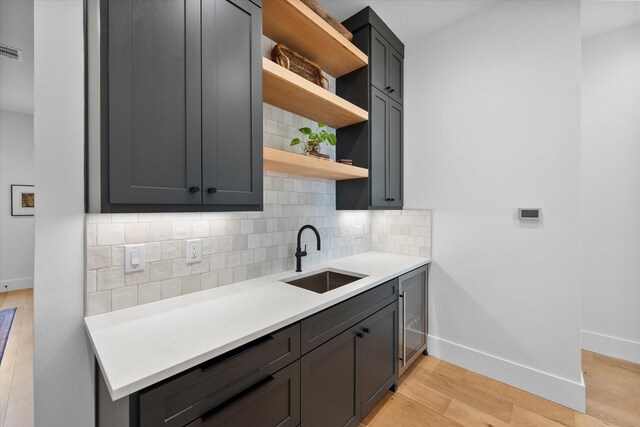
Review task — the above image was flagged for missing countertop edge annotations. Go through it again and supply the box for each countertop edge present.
[86,253,431,401]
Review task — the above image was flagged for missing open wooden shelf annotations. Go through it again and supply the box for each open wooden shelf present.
[263,58,367,129]
[263,0,368,78]
[264,147,368,181]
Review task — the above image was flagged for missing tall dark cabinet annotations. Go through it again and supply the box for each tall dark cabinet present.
[90,0,263,213]
[336,8,404,210]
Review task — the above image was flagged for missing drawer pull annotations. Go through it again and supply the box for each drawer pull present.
[200,375,275,422]
[199,335,274,373]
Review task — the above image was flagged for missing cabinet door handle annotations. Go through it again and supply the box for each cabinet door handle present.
[200,375,275,422]
[389,89,395,93]
[207,187,217,194]
[356,331,364,338]
[362,327,370,334]
[385,86,392,91]
[189,186,200,193]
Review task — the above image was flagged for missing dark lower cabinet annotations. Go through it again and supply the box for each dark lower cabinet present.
[301,302,398,427]
[360,302,398,415]
[186,361,300,427]
[301,327,360,427]
[97,280,402,427]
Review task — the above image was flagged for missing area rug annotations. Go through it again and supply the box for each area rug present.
[0,307,17,365]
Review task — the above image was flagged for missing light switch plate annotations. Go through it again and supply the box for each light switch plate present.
[124,244,145,273]
[355,224,364,238]
[186,239,202,264]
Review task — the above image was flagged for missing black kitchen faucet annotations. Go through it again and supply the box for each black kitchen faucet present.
[295,225,321,272]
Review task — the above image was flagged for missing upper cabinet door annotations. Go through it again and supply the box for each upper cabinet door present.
[108,0,202,205]
[387,100,403,208]
[370,28,389,94]
[370,88,389,209]
[388,48,403,105]
[201,0,263,206]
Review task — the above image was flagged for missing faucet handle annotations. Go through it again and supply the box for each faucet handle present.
[302,244,307,256]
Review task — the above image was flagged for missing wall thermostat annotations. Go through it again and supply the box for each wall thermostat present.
[519,208,541,220]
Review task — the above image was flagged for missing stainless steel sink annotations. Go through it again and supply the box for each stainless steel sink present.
[282,269,367,294]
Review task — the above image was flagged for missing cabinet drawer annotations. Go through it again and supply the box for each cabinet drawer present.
[138,323,300,427]
[186,361,300,427]
[301,279,398,354]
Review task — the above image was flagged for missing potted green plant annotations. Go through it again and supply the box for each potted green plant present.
[290,122,337,158]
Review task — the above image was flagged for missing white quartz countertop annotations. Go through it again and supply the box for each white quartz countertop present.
[85,251,430,400]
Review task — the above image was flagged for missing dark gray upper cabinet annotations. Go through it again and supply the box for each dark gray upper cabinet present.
[370,29,389,94]
[388,48,403,104]
[370,28,403,105]
[95,0,262,213]
[336,7,404,210]
[107,0,202,206]
[201,0,262,207]
[387,100,403,208]
[370,88,390,208]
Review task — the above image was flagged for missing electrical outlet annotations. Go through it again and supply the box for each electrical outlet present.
[355,224,364,238]
[186,239,202,264]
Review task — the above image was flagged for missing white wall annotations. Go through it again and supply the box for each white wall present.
[404,1,585,410]
[581,22,640,364]
[33,0,94,425]
[0,110,35,291]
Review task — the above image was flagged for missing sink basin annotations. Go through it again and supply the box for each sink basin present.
[282,269,367,294]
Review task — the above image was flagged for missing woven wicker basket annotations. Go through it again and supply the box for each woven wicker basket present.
[271,44,330,90]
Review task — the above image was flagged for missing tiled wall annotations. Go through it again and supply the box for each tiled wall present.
[85,187,371,315]
[371,210,432,258]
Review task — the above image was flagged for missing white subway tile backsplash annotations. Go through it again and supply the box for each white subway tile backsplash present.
[97,223,125,246]
[85,103,431,315]
[161,240,182,260]
[87,291,111,316]
[149,260,172,282]
[125,222,150,243]
[182,275,201,294]
[161,278,182,299]
[171,259,192,278]
[138,281,162,305]
[112,286,138,310]
[87,246,112,270]
[201,271,218,290]
[172,221,192,240]
[96,267,124,291]
[149,222,173,241]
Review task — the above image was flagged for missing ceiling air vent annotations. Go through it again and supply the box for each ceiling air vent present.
[0,44,23,62]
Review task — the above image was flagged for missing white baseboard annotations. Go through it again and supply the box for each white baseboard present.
[427,335,585,412]
[581,330,640,364]
[0,276,34,292]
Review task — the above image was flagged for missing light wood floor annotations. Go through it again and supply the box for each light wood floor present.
[0,289,34,427]
[0,290,638,427]
[362,350,640,427]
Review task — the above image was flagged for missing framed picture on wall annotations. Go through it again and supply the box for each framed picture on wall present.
[11,185,35,216]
